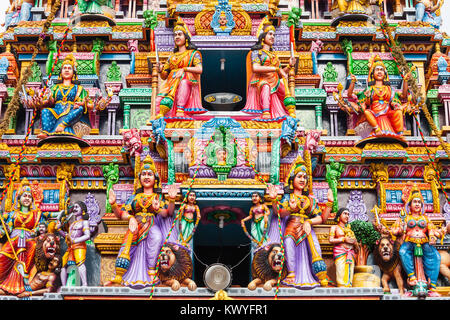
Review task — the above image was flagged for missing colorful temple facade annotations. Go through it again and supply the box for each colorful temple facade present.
[0,0,449,301]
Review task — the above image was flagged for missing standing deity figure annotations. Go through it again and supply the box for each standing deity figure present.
[57,201,91,287]
[3,0,34,30]
[155,17,207,119]
[241,192,271,247]
[329,208,358,287]
[268,157,333,288]
[242,17,297,119]
[177,191,201,247]
[0,178,42,295]
[391,184,443,297]
[27,55,93,139]
[106,155,179,287]
[415,0,443,29]
[343,55,411,140]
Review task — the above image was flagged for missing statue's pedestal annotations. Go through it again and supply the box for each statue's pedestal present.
[352,265,381,288]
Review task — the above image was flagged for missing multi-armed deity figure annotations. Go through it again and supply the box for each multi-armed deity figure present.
[242,17,297,120]
[415,0,443,29]
[268,156,333,288]
[25,54,111,140]
[57,201,91,287]
[391,184,444,297]
[329,208,358,287]
[0,178,42,295]
[107,155,178,287]
[337,55,411,142]
[155,17,207,119]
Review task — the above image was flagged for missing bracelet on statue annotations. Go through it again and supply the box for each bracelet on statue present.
[168,197,176,203]
[111,202,119,211]
[325,201,333,208]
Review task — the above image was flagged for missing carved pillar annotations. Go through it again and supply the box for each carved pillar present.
[60,0,69,18]
[123,104,131,130]
[315,104,323,130]
[424,163,442,214]
[439,84,450,133]
[107,96,120,135]
[151,62,158,119]
[370,163,389,214]
[326,96,339,136]
[289,68,295,98]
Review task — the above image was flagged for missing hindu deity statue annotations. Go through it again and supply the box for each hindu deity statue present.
[415,0,443,29]
[177,191,201,247]
[27,54,94,140]
[241,17,297,120]
[155,17,207,119]
[241,192,271,247]
[0,178,42,295]
[329,208,358,287]
[3,0,34,30]
[56,201,91,287]
[342,55,411,141]
[106,155,179,287]
[268,156,333,288]
[391,184,443,297]
[331,0,369,16]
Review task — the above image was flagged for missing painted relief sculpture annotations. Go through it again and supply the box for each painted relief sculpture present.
[177,191,201,247]
[155,17,207,119]
[0,178,42,295]
[268,156,333,289]
[325,160,345,214]
[391,184,443,297]
[25,54,111,140]
[248,243,287,291]
[242,17,296,120]
[211,0,235,35]
[57,201,91,287]
[329,208,358,287]
[106,155,178,288]
[415,0,443,29]
[241,192,271,247]
[336,55,411,143]
[3,0,33,30]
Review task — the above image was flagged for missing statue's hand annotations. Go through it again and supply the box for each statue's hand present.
[289,57,296,67]
[108,189,116,205]
[327,188,334,203]
[303,220,311,235]
[129,216,138,233]
[167,184,179,200]
[151,197,161,211]
[267,184,278,200]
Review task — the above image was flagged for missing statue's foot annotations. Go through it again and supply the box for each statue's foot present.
[428,290,441,297]
[104,276,123,287]
[283,273,295,285]
[407,276,418,287]
[36,133,48,139]
[54,124,66,133]
[320,278,329,287]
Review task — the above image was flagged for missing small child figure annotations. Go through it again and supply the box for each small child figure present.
[241,192,271,246]
[178,191,201,246]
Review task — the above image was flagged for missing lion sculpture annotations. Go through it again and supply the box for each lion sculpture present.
[373,234,405,295]
[157,243,197,291]
[18,232,61,297]
[248,243,287,291]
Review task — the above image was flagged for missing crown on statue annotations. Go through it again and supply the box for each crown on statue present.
[256,16,276,39]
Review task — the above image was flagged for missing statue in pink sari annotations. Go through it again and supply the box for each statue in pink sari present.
[155,17,207,119]
[242,17,296,120]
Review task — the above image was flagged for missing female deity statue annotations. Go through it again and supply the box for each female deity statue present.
[178,191,201,247]
[329,208,358,287]
[56,201,91,287]
[242,17,297,120]
[342,55,411,140]
[155,17,207,119]
[0,178,42,295]
[241,192,271,247]
[268,158,334,288]
[27,54,94,140]
[106,155,179,287]
[391,184,443,297]
[3,0,34,30]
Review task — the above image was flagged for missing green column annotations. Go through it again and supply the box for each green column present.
[431,103,440,128]
[269,137,281,184]
[167,139,175,184]
[123,104,130,129]
[315,104,323,130]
